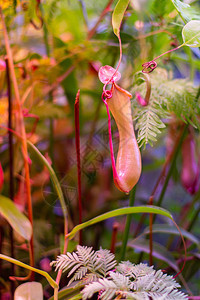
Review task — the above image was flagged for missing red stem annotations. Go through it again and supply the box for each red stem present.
[153,45,182,61]
[75,90,83,245]
[87,0,114,39]
[172,219,187,279]
[0,8,35,280]
[110,222,119,254]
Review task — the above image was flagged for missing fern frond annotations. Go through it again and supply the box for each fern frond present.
[96,248,117,277]
[51,252,81,272]
[76,245,96,269]
[68,266,88,286]
[51,246,117,286]
[109,271,131,291]
[47,0,59,24]
[80,273,99,286]
[82,278,117,300]
[132,68,199,147]
[82,272,131,300]
[116,260,133,276]
[133,96,167,148]
[126,290,187,300]
[117,262,154,278]
[52,246,188,300]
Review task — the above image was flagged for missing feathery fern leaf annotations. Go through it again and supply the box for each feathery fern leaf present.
[51,245,117,286]
[82,278,117,300]
[96,248,117,277]
[117,262,154,278]
[47,0,59,24]
[82,272,131,300]
[132,68,199,147]
[51,246,188,300]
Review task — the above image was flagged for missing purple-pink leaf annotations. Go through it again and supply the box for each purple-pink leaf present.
[0,59,6,71]
[135,92,148,106]
[181,133,200,195]
[0,163,4,192]
[98,65,121,84]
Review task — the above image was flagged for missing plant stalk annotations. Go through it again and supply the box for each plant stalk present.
[120,186,136,261]
[0,7,35,278]
[6,57,15,298]
[87,0,114,39]
[75,90,83,245]
[110,222,119,254]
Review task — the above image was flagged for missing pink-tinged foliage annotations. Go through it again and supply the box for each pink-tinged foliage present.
[40,257,51,272]
[0,163,4,192]
[135,91,148,106]
[0,59,6,71]
[181,133,200,195]
[1,292,10,300]
[14,180,27,212]
[98,65,121,84]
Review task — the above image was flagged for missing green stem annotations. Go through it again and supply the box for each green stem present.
[120,186,136,261]
[49,93,54,167]
[40,3,50,57]
[187,205,200,232]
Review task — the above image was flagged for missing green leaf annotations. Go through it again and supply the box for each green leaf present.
[182,20,200,47]
[142,224,200,249]
[0,195,32,241]
[133,70,200,147]
[151,0,174,17]
[14,282,43,300]
[127,238,179,272]
[48,284,83,300]
[27,141,68,228]
[0,254,58,289]
[112,0,130,37]
[67,206,173,239]
[68,294,82,300]
[170,0,200,23]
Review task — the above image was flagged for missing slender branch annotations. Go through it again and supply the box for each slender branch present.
[6,57,15,298]
[87,0,114,39]
[42,65,75,97]
[78,0,88,28]
[0,7,35,278]
[75,90,83,245]
[137,29,178,41]
[110,222,119,254]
